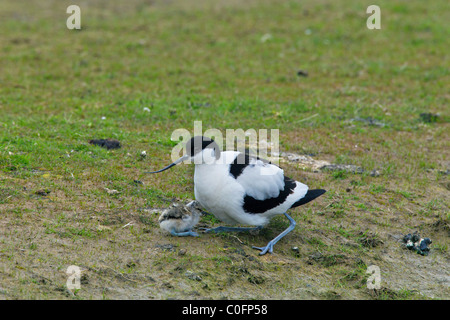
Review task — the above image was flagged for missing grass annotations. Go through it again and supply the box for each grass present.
[0,0,449,300]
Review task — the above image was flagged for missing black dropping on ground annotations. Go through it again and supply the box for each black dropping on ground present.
[89,139,121,150]
[35,189,51,196]
[419,112,439,123]
[402,231,432,256]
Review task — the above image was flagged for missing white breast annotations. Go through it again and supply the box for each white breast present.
[193,151,273,226]
[193,165,241,223]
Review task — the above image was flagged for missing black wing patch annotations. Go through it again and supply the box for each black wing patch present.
[291,189,326,208]
[243,177,297,214]
[229,153,250,179]
[229,153,272,179]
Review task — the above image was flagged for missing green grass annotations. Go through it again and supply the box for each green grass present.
[0,0,449,300]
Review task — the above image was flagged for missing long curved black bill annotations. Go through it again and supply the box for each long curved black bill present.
[145,155,189,174]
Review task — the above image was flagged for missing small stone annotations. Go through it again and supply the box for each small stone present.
[370,169,381,177]
[126,260,137,268]
[297,70,309,77]
[97,225,112,232]
[35,189,50,196]
[185,271,202,281]
[155,243,176,252]
[103,187,120,195]
[260,33,272,43]
[320,164,364,174]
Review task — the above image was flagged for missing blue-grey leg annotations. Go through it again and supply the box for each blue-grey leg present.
[252,213,296,255]
[170,229,199,237]
[201,226,262,233]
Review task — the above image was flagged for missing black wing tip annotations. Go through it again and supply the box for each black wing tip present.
[313,189,327,196]
[292,189,326,208]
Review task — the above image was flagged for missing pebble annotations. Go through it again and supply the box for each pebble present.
[185,271,202,281]
[370,169,381,177]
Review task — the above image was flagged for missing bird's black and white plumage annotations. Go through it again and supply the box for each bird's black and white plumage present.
[148,136,326,255]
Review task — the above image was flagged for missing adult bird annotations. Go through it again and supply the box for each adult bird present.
[147,136,326,255]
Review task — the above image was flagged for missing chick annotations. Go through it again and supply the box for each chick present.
[159,201,201,237]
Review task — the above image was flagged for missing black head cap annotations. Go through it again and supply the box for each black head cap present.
[186,136,220,159]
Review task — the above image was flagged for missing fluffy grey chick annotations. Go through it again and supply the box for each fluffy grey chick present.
[159,200,202,237]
